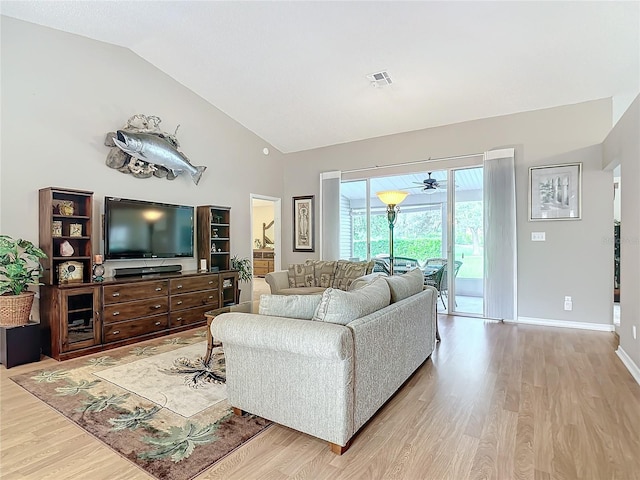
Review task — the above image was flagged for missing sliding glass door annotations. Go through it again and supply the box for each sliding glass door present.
[339,165,485,318]
[450,167,484,315]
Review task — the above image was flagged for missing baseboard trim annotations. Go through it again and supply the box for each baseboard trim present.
[616,346,640,385]
[512,316,615,332]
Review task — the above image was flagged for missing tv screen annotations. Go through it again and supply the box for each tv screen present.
[104,197,194,260]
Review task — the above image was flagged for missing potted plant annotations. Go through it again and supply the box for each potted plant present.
[0,235,47,326]
[231,255,253,303]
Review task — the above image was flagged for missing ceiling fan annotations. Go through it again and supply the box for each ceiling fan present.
[411,172,447,194]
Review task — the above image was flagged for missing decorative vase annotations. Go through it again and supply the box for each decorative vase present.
[0,291,35,326]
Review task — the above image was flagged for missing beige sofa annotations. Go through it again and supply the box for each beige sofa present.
[265,259,375,295]
[211,268,438,454]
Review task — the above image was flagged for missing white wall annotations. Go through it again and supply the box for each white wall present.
[0,17,284,305]
[282,100,614,328]
[604,95,640,376]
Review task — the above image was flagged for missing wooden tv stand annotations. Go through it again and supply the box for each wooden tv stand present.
[40,270,238,361]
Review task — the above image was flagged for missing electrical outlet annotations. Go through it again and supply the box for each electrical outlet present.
[564,299,573,311]
[531,232,546,241]
[634,325,637,340]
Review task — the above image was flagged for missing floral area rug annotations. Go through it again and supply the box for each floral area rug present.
[10,329,271,480]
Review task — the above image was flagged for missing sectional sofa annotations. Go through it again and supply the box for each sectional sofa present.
[211,268,438,453]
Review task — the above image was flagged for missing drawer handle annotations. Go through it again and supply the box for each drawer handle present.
[176,300,183,305]
[155,287,162,291]
[208,280,214,284]
[112,330,120,335]
[112,292,120,297]
[154,304,162,309]
[176,284,183,289]
[176,317,183,321]
[155,321,161,326]
[208,295,214,299]
[112,311,120,316]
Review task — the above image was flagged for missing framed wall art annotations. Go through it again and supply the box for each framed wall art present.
[292,195,314,252]
[529,163,582,221]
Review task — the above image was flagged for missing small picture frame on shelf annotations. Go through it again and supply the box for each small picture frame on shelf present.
[69,223,83,237]
[52,220,62,237]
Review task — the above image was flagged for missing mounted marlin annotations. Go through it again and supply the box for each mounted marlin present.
[113,130,207,185]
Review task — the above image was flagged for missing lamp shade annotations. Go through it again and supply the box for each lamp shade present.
[376,190,408,206]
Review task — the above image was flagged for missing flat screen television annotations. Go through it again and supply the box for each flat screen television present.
[104,197,194,260]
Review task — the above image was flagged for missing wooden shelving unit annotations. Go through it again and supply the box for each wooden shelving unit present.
[39,187,93,285]
[197,205,231,272]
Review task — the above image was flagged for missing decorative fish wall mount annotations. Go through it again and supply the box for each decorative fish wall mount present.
[104,114,207,185]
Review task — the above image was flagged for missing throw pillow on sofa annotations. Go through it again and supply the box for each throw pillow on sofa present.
[305,260,338,288]
[332,260,375,290]
[288,263,314,288]
[312,276,391,325]
[384,267,424,303]
[259,294,323,320]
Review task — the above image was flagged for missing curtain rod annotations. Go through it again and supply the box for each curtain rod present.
[342,152,484,174]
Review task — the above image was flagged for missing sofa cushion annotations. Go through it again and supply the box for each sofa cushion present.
[276,286,327,296]
[332,260,375,290]
[312,277,391,325]
[288,263,314,288]
[348,272,387,291]
[259,294,323,320]
[384,268,425,303]
[306,260,338,288]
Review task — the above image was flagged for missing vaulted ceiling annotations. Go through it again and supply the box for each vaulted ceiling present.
[1,1,638,153]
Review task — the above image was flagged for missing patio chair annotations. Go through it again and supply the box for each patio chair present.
[425,257,447,267]
[372,258,390,275]
[439,260,463,307]
[424,263,447,308]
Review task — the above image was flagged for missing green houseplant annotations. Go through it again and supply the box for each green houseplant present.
[0,235,47,326]
[231,255,253,303]
[231,255,253,283]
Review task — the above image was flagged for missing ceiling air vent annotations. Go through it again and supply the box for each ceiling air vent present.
[366,71,392,88]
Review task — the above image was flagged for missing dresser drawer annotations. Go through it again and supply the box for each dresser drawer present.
[254,265,269,276]
[103,297,169,323]
[170,275,218,294]
[103,280,168,304]
[171,289,218,311]
[170,305,212,328]
[103,315,168,343]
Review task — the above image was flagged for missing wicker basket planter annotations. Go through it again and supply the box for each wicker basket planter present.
[0,291,35,326]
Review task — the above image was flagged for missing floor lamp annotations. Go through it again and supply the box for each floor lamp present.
[376,190,408,275]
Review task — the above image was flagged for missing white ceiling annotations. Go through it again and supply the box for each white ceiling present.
[1,1,638,153]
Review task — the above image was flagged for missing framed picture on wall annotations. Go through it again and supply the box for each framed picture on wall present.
[529,163,582,221]
[292,195,314,252]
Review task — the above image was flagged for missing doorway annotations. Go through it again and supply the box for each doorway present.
[250,195,282,301]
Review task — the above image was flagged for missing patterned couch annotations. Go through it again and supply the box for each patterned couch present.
[264,259,376,295]
[211,268,438,454]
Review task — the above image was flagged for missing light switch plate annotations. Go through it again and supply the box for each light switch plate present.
[531,232,546,241]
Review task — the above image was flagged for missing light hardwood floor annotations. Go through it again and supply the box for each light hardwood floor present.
[1,316,639,479]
